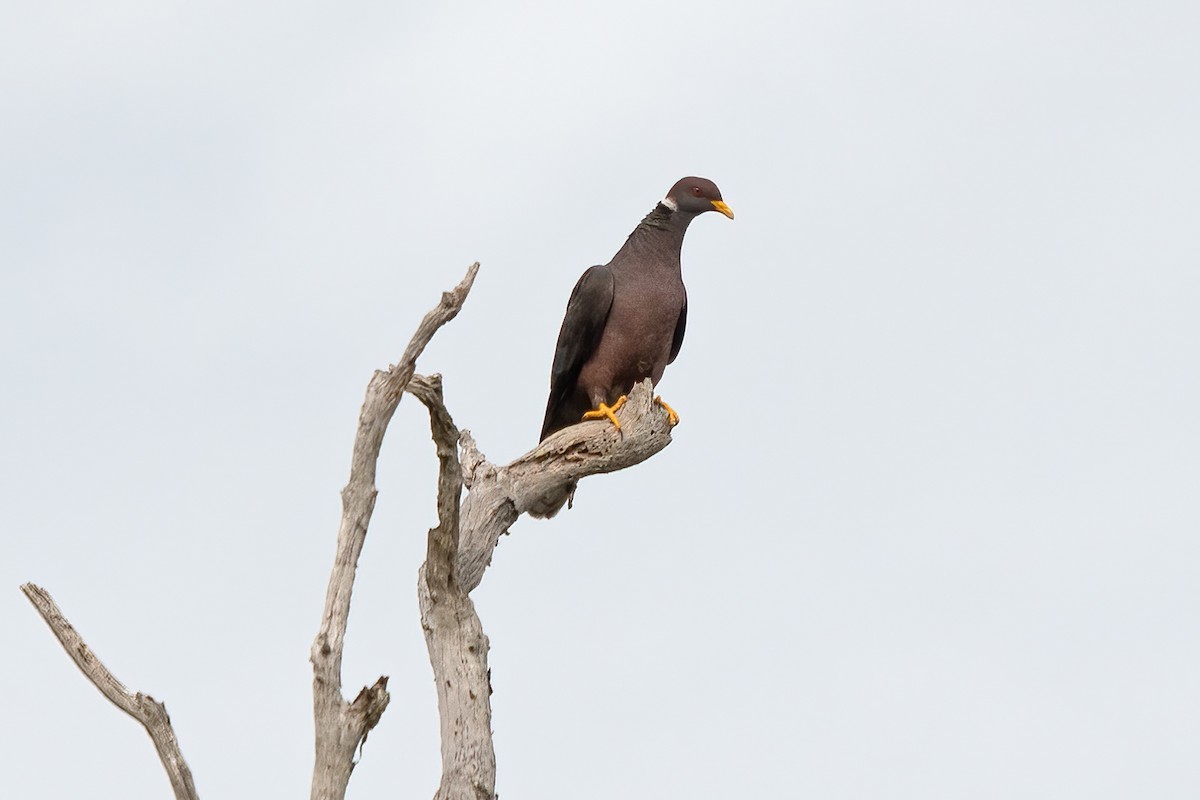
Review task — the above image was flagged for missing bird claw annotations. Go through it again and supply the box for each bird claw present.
[654,396,680,426]
[582,396,627,431]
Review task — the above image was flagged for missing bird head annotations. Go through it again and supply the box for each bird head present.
[663,177,734,219]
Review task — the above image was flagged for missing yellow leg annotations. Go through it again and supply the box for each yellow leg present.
[582,395,627,430]
[655,396,680,426]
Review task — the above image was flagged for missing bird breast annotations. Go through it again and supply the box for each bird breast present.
[577,279,684,406]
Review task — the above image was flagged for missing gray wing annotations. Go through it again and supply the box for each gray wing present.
[540,265,615,440]
[667,290,687,364]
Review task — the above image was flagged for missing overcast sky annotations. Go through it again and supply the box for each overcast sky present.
[4,1,1199,797]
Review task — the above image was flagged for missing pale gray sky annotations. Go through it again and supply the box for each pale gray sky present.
[4,1,1199,797]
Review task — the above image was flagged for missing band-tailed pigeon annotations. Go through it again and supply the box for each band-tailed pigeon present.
[539,177,733,444]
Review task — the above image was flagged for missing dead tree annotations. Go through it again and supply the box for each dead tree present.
[21,262,677,800]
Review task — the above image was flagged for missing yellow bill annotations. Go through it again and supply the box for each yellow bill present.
[711,199,735,219]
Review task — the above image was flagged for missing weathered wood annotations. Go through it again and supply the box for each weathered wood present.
[310,263,479,800]
[21,258,677,800]
[405,373,675,798]
[408,374,496,800]
[396,375,675,798]
[20,583,200,800]
[456,379,673,592]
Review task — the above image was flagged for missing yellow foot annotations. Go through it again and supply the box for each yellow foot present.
[582,395,628,430]
[655,396,680,426]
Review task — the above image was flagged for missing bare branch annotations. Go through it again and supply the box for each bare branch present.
[310,263,480,800]
[401,375,675,797]
[20,583,199,800]
[456,378,673,592]
[20,257,677,800]
[408,373,497,800]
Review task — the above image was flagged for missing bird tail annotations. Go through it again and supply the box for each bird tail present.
[526,480,577,519]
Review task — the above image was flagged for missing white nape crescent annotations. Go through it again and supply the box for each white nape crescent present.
[661,196,679,211]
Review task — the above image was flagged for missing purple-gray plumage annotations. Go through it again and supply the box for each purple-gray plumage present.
[539,177,733,443]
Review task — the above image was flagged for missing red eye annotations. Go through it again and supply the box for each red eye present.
[692,187,703,196]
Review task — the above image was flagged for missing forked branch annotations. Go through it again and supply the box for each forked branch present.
[310,262,479,800]
[455,378,674,592]
[408,373,496,800]
[393,375,675,799]
[21,257,678,800]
